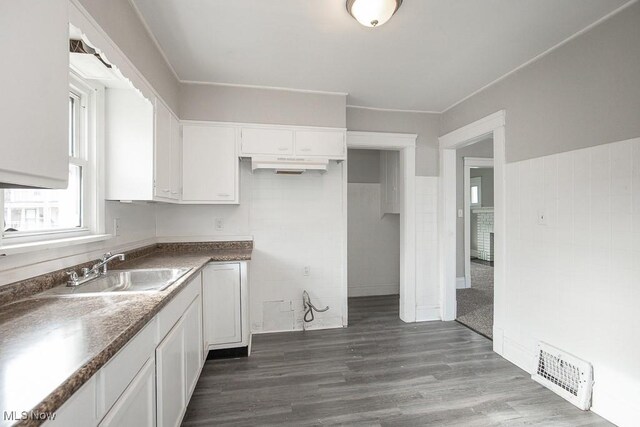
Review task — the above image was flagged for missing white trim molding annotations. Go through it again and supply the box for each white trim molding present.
[347,131,417,323]
[438,110,506,359]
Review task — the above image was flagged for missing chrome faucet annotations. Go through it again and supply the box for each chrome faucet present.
[66,252,125,287]
[91,252,126,275]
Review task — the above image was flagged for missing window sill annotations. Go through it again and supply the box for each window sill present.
[0,234,113,257]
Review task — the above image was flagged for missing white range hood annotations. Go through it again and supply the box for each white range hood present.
[251,156,329,174]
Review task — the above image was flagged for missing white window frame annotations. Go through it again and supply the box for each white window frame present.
[0,72,106,250]
[470,176,482,208]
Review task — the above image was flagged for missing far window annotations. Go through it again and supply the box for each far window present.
[1,73,102,243]
[470,177,482,208]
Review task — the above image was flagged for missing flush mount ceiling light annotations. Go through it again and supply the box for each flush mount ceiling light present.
[346,0,403,28]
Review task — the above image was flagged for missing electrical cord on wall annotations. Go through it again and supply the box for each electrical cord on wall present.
[302,290,329,330]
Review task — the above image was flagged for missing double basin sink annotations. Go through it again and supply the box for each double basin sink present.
[44,268,192,296]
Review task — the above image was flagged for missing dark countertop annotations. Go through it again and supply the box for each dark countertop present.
[0,245,251,427]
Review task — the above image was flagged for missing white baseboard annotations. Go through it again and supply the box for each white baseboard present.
[591,385,638,427]
[416,305,440,321]
[456,276,469,289]
[502,335,533,374]
[348,283,399,297]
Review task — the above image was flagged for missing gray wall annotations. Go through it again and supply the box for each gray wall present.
[77,0,180,112]
[456,138,493,277]
[346,107,440,176]
[470,168,494,207]
[347,149,380,183]
[180,84,347,128]
[441,2,640,163]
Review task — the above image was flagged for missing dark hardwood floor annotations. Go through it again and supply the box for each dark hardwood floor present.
[182,295,610,426]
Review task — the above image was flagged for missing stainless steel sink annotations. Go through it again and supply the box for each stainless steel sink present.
[43,268,192,296]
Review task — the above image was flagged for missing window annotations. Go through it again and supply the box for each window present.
[0,72,104,246]
[470,177,482,208]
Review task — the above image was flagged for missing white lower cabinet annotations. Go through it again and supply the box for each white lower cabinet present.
[100,357,155,427]
[47,272,205,427]
[184,297,204,396]
[156,317,186,427]
[202,262,250,351]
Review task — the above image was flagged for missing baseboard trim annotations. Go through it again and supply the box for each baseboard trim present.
[348,283,399,297]
[456,276,468,289]
[591,386,637,427]
[416,304,440,321]
[502,335,533,373]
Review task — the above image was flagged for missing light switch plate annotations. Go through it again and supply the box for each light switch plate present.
[458,209,464,218]
[214,218,224,231]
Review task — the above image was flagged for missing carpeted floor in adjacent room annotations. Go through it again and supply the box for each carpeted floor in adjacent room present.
[456,259,494,338]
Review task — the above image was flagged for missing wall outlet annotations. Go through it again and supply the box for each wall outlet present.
[537,211,547,225]
[214,218,224,231]
[113,218,121,236]
[303,266,311,276]
[458,209,464,218]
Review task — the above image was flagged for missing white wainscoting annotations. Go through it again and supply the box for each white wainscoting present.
[415,177,440,321]
[347,183,400,297]
[503,137,640,427]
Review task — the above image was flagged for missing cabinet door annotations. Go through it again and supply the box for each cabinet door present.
[100,357,155,427]
[184,295,203,397]
[203,263,242,347]
[154,100,173,199]
[156,320,186,427]
[240,128,294,155]
[169,114,181,200]
[295,131,345,158]
[182,125,238,203]
[0,0,69,188]
[380,151,400,215]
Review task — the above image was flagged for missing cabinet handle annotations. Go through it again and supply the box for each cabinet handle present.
[217,193,231,197]
[162,189,170,193]
[171,191,179,195]
[278,147,288,151]
[300,148,311,152]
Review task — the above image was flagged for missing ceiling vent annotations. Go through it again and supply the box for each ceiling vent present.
[532,342,594,410]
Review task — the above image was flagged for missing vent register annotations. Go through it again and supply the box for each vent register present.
[532,342,594,410]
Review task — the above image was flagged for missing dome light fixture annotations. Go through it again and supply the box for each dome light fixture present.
[346,0,403,28]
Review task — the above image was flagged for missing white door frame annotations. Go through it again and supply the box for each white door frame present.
[438,110,506,354]
[346,131,417,322]
[463,157,494,289]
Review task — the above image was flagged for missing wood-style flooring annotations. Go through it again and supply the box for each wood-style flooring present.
[182,295,610,426]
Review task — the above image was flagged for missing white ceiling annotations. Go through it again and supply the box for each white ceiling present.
[131,0,628,112]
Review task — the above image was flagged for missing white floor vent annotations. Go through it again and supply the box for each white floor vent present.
[532,342,594,410]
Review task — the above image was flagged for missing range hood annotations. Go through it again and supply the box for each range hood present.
[251,156,329,174]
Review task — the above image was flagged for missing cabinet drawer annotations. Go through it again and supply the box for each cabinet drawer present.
[241,128,294,155]
[98,317,157,419]
[295,131,345,157]
[45,375,97,426]
[158,273,201,339]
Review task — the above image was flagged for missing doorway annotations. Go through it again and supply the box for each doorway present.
[347,149,401,321]
[456,143,495,338]
[438,110,506,355]
[345,131,417,324]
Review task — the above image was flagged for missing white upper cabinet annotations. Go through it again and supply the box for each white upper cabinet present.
[295,130,345,157]
[240,127,294,155]
[239,126,346,159]
[380,150,400,215]
[0,0,69,188]
[154,100,173,199]
[105,92,180,202]
[182,125,239,204]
